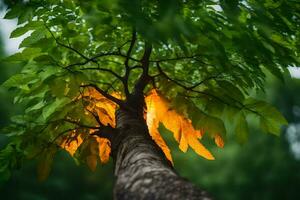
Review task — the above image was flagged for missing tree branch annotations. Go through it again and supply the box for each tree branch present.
[188,72,224,90]
[90,125,116,141]
[45,23,95,63]
[150,54,202,63]
[50,128,79,144]
[124,29,137,69]
[141,42,152,73]
[133,42,152,94]
[65,51,121,68]
[78,65,123,81]
[80,84,125,107]
[123,29,137,97]
[62,119,100,129]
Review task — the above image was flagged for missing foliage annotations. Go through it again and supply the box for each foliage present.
[1,0,298,182]
[2,76,300,200]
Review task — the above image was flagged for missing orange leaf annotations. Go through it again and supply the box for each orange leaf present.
[96,137,111,163]
[86,155,98,171]
[60,133,83,156]
[145,89,216,160]
[214,134,224,148]
[37,146,56,181]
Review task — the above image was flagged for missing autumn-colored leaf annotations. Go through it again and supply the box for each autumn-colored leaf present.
[145,89,216,161]
[37,146,56,182]
[87,142,98,171]
[214,134,224,148]
[86,155,98,172]
[83,87,119,127]
[96,138,111,163]
[60,132,83,156]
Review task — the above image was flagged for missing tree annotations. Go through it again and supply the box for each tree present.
[0,0,299,199]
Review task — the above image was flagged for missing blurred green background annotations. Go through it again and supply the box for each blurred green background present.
[1,3,300,200]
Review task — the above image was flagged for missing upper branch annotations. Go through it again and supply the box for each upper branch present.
[124,29,137,68]
[45,23,92,61]
[80,64,123,81]
[150,54,202,63]
[141,42,152,73]
[188,72,224,90]
[123,29,137,97]
[65,51,121,68]
[133,42,152,94]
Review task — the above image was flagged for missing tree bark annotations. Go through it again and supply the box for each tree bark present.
[111,109,212,200]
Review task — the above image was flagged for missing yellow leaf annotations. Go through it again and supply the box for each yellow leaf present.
[214,134,224,148]
[146,90,174,163]
[83,88,120,127]
[145,89,215,160]
[37,146,56,182]
[86,155,98,171]
[60,133,83,156]
[186,133,215,160]
[96,137,111,163]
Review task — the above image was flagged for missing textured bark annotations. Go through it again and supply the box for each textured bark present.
[112,109,212,200]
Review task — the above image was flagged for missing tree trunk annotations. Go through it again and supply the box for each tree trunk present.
[111,109,212,200]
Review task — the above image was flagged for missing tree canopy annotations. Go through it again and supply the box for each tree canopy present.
[0,0,299,182]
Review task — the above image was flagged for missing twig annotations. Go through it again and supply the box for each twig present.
[123,29,137,97]
[156,62,262,116]
[150,54,202,63]
[80,84,124,107]
[133,42,152,94]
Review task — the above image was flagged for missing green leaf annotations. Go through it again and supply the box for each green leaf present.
[269,66,284,82]
[245,98,288,136]
[270,34,291,49]
[180,96,227,138]
[10,26,31,38]
[217,80,245,102]
[2,48,41,63]
[4,6,21,19]
[49,78,67,98]
[19,29,46,48]
[10,21,44,38]
[261,41,275,54]
[42,97,71,120]
[25,101,46,113]
[234,112,249,144]
[17,7,33,25]
[24,144,42,159]
[2,73,36,89]
[34,54,56,65]
[195,113,226,138]
[0,143,23,183]
[259,113,287,136]
[39,66,62,81]
[169,94,227,139]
